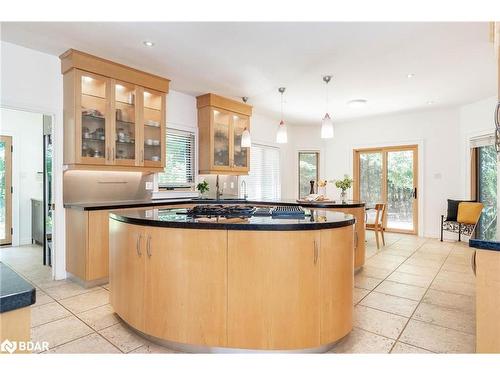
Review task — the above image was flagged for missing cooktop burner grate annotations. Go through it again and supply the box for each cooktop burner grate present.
[184,205,256,218]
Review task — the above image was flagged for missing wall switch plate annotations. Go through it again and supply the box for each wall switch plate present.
[230,182,234,189]
[145,181,154,190]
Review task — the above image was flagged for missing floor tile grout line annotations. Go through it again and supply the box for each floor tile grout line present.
[355,240,427,307]
[388,243,472,353]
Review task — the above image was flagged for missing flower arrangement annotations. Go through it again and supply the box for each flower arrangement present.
[334,175,353,192]
[333,175,353,201]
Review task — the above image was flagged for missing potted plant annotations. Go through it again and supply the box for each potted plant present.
[333,175,353,202]
[196,180,209,198]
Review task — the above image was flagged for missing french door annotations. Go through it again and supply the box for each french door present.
[354,145,418,234]
[0,135,12,245]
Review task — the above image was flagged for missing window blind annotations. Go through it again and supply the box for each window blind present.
[240,144,281,200]
[158,128,195,188]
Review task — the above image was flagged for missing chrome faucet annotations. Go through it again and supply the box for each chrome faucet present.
[240,179,248,200]
[215,175,223,200]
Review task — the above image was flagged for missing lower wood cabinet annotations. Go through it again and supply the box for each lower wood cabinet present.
[109,221,354,350]
[66,208,110,284]
[227,230,321,349]
[109,221,228,347]
[475,249,500,353]
[143,226,227,346]
[109,220,145,331]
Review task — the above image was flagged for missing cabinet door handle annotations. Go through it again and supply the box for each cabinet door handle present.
[146,235,152,257]
[313,239,318,265]
[107,147,110,161]
[141,150,144,163]
[471,250,477,276]
[354,230,358,249]
[112,147,115,162]
[136,234,142,256]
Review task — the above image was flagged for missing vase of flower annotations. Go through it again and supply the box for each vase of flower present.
[334,175,353,202]
[196,180,209,198]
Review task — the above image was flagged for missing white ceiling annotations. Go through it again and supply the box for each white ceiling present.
[1,22,496,125]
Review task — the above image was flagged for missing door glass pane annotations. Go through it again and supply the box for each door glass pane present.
[359,152,383,208]
[387,150,414,231]
[0,140,6,240]
[81,75,106,159]
[477,145,497,238]
[143,91,162,163]
[213,110,230,167]
[115,83,136,161]
[298,152,319,199]
[233,115,248,168]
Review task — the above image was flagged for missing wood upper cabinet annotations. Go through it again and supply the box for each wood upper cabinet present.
[197,93,252,175]
[61,49,168,172]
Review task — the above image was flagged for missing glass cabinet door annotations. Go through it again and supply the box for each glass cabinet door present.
[114,82,137,165]
[80,73,108,163]
[232,115,249,169]
[212,109,231,169]
[143,90,163,167]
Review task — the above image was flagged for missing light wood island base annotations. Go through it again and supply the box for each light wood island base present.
[109,219,354,352]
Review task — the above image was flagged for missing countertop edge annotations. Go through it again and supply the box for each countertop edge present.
[469,238,500,252]
[65,199,366,211]
[109,212,356,231]
[0,263,37,314]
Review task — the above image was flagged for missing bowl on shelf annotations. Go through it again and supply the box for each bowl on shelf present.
[145,120,160,127]
[151,156,160,162]
[145,139,154,145]
[152,139,160,146]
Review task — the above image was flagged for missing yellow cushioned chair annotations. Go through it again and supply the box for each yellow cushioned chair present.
[457,202,484,225]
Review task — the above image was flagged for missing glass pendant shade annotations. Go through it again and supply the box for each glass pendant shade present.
[321,113,334,139]
[276,120,288,144]
[241,128,251,148]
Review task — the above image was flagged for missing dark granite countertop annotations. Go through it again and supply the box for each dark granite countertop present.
[0,262,36,313]
[65,198,365,211]
[110,207,356,231]
[469,231,500,252]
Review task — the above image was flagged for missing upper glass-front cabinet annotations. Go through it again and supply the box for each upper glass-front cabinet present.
[197,93,252,175]
[143,89,165,168]
[212,109,231,169]
[61,49,169,171]
[113,81,137,166]
[80,72,108,164]
[232,115,249,169]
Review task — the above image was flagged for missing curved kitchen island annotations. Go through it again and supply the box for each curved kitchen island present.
[109,206,355,352]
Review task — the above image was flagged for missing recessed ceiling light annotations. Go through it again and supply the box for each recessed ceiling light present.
[407,73,415,78]
[143,41,154,47]
[347,99,368,108]
[427,100,434,105]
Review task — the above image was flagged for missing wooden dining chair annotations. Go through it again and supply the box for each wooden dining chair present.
[366,203,387,249]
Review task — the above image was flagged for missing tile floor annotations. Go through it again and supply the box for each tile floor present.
[0,232,477,354]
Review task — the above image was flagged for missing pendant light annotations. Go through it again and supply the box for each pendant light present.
[240,96,252,148]
[321,75,334,139]
[276,87,287,144]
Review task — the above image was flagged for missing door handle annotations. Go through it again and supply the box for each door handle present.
[107,147,110,161]
[413,187,417,199]
[141,150,144,163]
[146,234,152,257]
[136,234,142,256]
[313,240,319,265]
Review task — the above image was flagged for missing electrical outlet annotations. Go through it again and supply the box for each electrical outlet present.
[145,181,154,190]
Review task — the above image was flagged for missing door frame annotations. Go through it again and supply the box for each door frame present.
[353,144,419,235]
[0,135,12,245]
